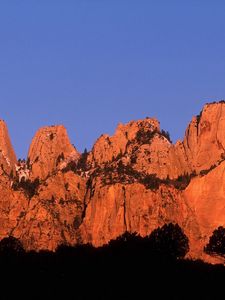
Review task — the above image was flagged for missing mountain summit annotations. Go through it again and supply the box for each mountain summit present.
[1,101,225,262]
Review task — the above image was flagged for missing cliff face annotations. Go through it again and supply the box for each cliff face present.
[0,120,17,176]
[87,118,160,167]
[0,177,28,240]
[184,160,225,257]
[12,171,87,250]
[79,180,198,247]
[28,125,80,180]
[183,102,225,173]
[87,118,190,179]
[0,102,225,262]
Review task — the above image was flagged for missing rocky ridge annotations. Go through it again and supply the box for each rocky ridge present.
[1,101,225,262]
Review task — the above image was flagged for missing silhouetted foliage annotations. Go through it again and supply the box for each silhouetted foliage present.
[171,172,194,190]
[62,160,77,173]
[141,174,160,190]
[136,128,157,144]
[27,157,31,169]
[199,159,225,177]
[108,231,143,249]
[161,129,172,143]
[148,223,189,259]
[0,228,224,300]
[0,236,25,255]
[77,148,89,170]
[101,162,140,186]
[62,149,90,174]
[12,178,40,198]
[130,153,137,164]
[200,168,213,176]
[111,151,123,162]
[206,100,225,105]
[205,226,225,256]
[56,243,94,257]
[101,161,194,190]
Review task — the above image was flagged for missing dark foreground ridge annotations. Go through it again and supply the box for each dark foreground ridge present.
[0,224,225,300]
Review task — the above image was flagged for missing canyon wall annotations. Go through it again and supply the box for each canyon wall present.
[1,101,225,262]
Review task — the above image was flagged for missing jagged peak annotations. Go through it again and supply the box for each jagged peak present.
[0,119,17,176]
[92,117,160,148]
[31,124,70,137]
[115,117,160,134]
[28,124,80,180]
[196,100,225,123]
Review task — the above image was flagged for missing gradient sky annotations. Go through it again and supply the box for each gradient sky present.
[1,1,225,158]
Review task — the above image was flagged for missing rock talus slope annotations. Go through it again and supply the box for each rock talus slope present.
[0,102,225,261]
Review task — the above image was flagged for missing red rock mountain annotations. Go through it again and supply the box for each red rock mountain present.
[0,120,17,176]
[1,101,225,262]
[28,125,80,180]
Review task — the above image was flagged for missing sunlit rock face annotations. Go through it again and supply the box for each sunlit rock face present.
[87,118,190,179]
[79,179,197,247]
[12,171,87,251]
[28,125,80,180]
[183,160,225,258]
[183,102,225,173]
[0,177,28,240]
[87,118,160,167]
[0,120,17,176]
[1,102,225,262]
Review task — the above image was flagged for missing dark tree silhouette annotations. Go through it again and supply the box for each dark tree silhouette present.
[136,128,157,144]
[141,174,160,190]
[0,229,224,300]
[77,148,89,170]
[12,178,40,199]
[148,223,189,259]
[204,226,225,256]
[0,236,25,255]
[108,231,142,247]
[161,129,172,143]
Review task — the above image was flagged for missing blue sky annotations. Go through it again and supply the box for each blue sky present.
[1,1,225,158]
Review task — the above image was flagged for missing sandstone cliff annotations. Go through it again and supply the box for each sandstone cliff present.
[0,101,225,263]
[28,125,80,180]
[12,171,86,250]
[79,179,199,247]
[183,102,225,173]
[87,118,190,179]
[0,120,17,176]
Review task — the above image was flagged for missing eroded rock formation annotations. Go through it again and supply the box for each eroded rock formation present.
[28,125,80,180]
[183,102,225,173]
[0,120,17,176]
[1,101,225,262]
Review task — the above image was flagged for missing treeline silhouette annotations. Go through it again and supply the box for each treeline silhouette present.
[0,224,225,300]
[205,226,225,257]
